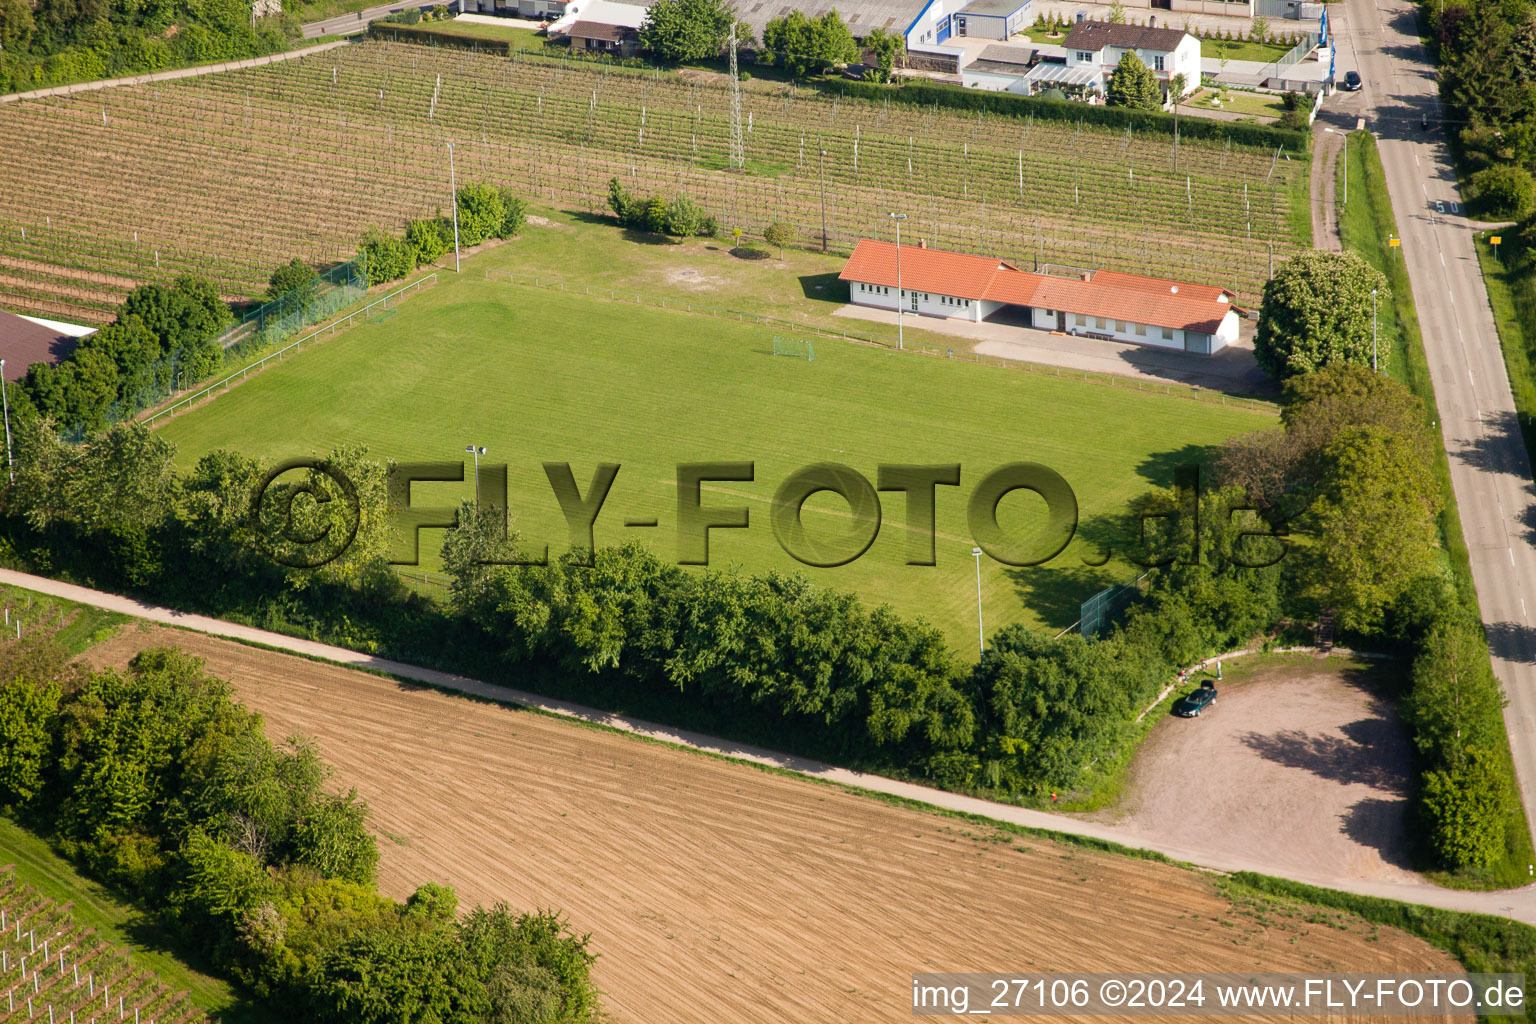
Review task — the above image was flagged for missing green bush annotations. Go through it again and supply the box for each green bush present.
[455,183,506,247]
[1470,164,1536,219]
[406,218,452,266]
[360,227,416,285]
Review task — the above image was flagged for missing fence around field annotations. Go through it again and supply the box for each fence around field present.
[480,270,1277,414]
[219,255,369,352]
[141,273,437,425]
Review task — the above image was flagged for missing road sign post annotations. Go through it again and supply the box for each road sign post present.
[1492,235,1503,264]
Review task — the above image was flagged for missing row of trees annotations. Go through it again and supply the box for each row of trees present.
[635,0,901,80]
[362,182,527,285]
[0,634,599,1021]
[0,0,293,93]
[1216,357,1522,872]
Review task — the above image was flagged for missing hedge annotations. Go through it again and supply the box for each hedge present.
[818,78,1312,151]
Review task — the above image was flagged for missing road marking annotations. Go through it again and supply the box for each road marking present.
[1523,598,1528,620]
[1512,549,1517,567]
[1440,251,1446,266]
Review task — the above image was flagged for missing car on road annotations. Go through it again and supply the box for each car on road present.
[1173,682,1218,718]
[1341,71,1362,91]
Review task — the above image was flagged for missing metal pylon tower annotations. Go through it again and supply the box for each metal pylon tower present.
[728,22,744,170]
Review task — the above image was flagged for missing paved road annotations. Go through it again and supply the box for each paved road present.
[301,1,440,39]
[1326,0,1536,864]
[5,566,1533,922]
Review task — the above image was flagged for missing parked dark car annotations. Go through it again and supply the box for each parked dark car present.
[1341,70,1362,91]
[1173,682,1217,718]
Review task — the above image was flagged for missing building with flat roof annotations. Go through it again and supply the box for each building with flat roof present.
[839,238,1239,354]
[951,0,1032,39]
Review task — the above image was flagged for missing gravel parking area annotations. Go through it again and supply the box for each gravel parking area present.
[1092,655,1419,883]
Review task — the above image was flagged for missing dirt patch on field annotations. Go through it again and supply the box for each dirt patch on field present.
[82,629,1460,1024]
[663,266,725,290]
[1092,656,1417,883]
[526,215,563,229]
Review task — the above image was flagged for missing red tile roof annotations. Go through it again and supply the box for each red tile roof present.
[838,239,1234,333]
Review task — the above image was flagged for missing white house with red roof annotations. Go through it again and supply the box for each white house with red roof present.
[839,238,1239,355]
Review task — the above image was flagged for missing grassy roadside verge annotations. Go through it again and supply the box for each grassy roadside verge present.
[1340,130,1536,890]
[0,584,129,654]
[1472,232,1536,473]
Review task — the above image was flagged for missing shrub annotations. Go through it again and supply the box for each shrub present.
[496,188,527,238]
[1255,250,1390,379]
[405,218,451,266]
[1470,164,1536,219]
[359,227,416,285]
[267,258,319,304]
[455,182,506,247]
[1420,747,1512,869]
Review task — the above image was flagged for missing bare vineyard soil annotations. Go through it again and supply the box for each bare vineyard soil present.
[83,626,1460,1024]
[0,42,1306,323]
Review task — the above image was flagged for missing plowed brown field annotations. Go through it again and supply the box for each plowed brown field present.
[83,626,1465,1024]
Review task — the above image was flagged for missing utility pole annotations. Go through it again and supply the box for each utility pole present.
[447,142,461,273]
[818,138,828,253]
[0,360,12,485]
[972,546,985,656]
[889,211,907,351]
[465,445,486,503]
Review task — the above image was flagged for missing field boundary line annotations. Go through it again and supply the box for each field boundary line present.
[0,40,352,104]
[481,269,1277,414]
[141,273,436,427]
[2,565,1528,921]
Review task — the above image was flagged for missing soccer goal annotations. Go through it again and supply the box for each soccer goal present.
[772,336,815,362]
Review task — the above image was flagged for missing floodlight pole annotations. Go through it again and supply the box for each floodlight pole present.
[818,142,829,253]
[889,211,907,351]
[972,545,985,656]
[0,360,11,485]
[465,444,486,504]
[1371,288,1378,372]
[447,142,461,273]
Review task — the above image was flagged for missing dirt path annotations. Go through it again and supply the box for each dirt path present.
[1311,126,1345,251]
[83,625,1465,1024]
[0,40,349,105]
[7,566,1533,924]
[1091,657,1417,883]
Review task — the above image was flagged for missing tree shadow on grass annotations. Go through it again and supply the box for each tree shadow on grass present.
[1134,444,1224,491]
[1003,510,1134,633]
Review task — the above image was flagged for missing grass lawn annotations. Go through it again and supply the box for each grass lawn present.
[0,816,272,1023]
[154,210,1273,647]
[1207,38,1297,63]
[1188,87,1284,119]
[427,17,551,46]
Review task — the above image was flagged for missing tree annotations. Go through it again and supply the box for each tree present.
[764,221,794,257]
[1306,425,1442,633]
[454,182,506,247]
[862,25,904,82]
[1106,50,1161,109]
[637,0,733,62]
[0,672,61,811]
[1420,746,1512,869]
[1250,14,1269,41]
[1254,250,1390,379]
[762,9,858,76]
[1470,164,1536,218]
[0,0,36,52]
[1109,0,1126,22]
[267,257,319,305]
[496,188,527,238]
[360,227,415,285]
[405,218,451,266]
[1403,617,1508,766]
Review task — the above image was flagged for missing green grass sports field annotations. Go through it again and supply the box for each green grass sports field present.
[156,219,1274,645]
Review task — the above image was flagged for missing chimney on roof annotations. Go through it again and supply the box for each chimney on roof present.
[917,239,926,248]
[1080,271,1092,281]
